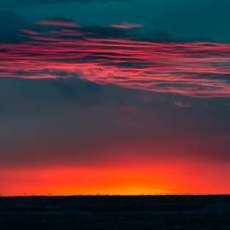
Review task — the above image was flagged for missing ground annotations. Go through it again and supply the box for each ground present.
[0,196,230,229]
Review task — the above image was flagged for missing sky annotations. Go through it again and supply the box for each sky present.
[0,0,230,195]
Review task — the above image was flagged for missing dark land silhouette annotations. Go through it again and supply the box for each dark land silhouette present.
[0,195,230,229]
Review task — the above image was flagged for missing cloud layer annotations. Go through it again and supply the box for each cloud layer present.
[0,20,230,98]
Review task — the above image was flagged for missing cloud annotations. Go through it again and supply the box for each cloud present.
[175,101,191,109]
[111,23,143,29]
[37,19,80,28]
[0,20,230,98]
[2,0,230,42]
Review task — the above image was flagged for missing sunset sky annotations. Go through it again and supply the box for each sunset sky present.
[0,0,230,196]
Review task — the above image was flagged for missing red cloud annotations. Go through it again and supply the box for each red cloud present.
[0,26,230,98]
[37,20,80,28]
[111,23,143,29]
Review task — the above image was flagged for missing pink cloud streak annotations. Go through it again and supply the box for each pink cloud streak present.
[0,26,230,98]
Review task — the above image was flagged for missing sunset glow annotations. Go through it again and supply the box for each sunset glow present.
[1,158,230,196]
[0,1,230,196]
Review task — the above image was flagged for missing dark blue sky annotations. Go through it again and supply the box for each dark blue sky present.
[1,0,230,42]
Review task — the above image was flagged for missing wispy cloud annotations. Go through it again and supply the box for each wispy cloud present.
[37,19,80,28]
[110,23,143,29]
[0,19,230,98]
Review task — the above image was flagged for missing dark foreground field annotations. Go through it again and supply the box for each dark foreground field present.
[0,196,230,229]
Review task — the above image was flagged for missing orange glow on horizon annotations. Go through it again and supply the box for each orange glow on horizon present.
[1,159,230,196]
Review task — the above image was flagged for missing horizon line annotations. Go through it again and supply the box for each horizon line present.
[1,194,230,198]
